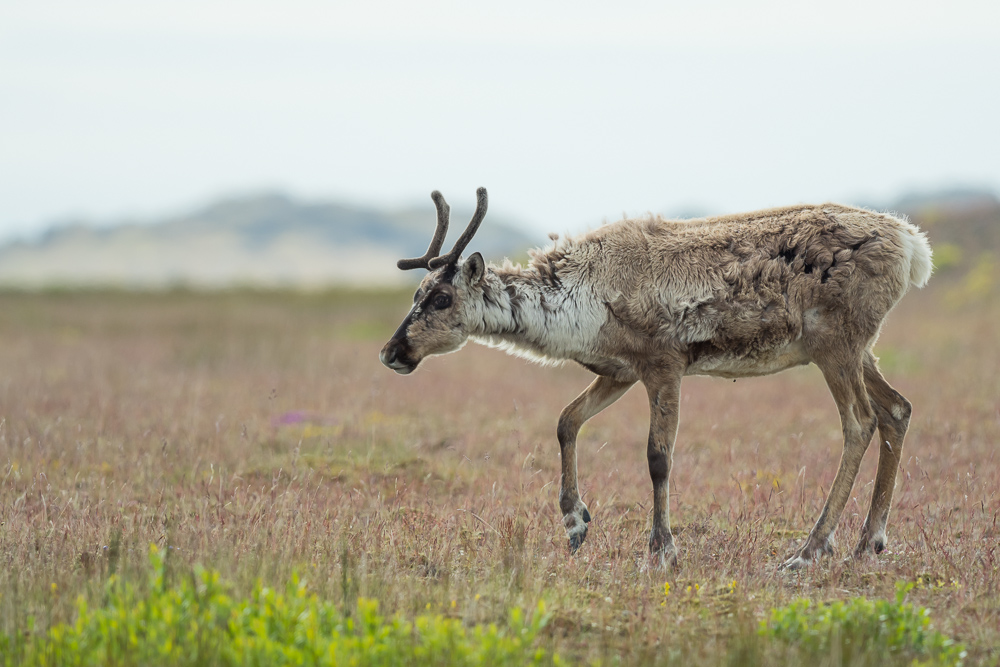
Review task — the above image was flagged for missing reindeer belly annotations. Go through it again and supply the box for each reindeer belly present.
[576,356,640,383]
[685,339,810,379]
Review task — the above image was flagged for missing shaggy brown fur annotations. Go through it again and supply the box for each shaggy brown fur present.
[382,193,932,569]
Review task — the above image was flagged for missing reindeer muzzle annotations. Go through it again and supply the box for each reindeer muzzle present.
[379,338,418,375]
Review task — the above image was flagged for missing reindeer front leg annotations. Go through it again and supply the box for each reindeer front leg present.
[558,376,635,553]
[644,364,684,569]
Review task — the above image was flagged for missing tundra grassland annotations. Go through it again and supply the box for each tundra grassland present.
[0,285,998,664]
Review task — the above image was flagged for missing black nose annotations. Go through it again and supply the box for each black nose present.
[383,343,399,365]
[380,339,405,368]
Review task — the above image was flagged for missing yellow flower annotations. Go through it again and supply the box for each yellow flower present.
[663,582,671,597]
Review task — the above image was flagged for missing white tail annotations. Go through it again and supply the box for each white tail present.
[901,222,933,288]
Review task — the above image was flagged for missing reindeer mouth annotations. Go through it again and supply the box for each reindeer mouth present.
[388,361,417,375]
[379,342,419,375]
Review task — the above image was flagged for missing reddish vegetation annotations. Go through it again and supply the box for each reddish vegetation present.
[1,286,998,661]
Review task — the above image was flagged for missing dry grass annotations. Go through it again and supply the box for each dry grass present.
[1,286,998,664]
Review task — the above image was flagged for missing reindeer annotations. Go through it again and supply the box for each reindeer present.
[380,188,932,569]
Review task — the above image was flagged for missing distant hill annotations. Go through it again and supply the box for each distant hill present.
[2,188,996,290]
[0,193,540,288]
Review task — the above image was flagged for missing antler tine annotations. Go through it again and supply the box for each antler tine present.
[397,191,451,270]
[427,187,488,270]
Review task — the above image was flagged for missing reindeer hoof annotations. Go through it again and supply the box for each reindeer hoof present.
[640,546,678,572]
[656,548,678,570]
[563,502,592,554]
[853,534,887,558]
[781,554,812,571]
[781,537,834,570]
[647,533,678,570]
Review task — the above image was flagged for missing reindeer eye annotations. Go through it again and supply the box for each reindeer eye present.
[432,293,452,310]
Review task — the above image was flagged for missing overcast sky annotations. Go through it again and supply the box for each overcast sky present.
[1,0,998,241]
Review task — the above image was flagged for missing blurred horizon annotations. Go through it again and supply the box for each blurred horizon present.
[0,184,996,289]
[2,0,999,246]
[3,181,998,241]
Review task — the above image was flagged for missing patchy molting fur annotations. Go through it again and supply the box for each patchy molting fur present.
[466,203,930,382]
[381,200,932,570]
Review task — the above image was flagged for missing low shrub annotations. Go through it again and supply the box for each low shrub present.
[3,546,555,667]
[760,582,965,666]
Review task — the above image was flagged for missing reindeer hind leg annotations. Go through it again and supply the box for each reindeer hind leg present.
[855,350,911,556]
[784,349,877,569]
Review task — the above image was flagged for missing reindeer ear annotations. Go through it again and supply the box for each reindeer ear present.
[463,252,485,286]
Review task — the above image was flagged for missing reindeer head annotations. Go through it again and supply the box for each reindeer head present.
[379,188,488,375]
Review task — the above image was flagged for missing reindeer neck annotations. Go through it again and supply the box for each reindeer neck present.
[470,265,602,362]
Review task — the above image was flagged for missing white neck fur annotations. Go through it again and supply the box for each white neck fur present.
[468,265,605,365]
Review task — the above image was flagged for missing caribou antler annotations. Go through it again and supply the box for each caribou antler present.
[427,188,488,269]
[397,188,488,271]
[397,191,451,270]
